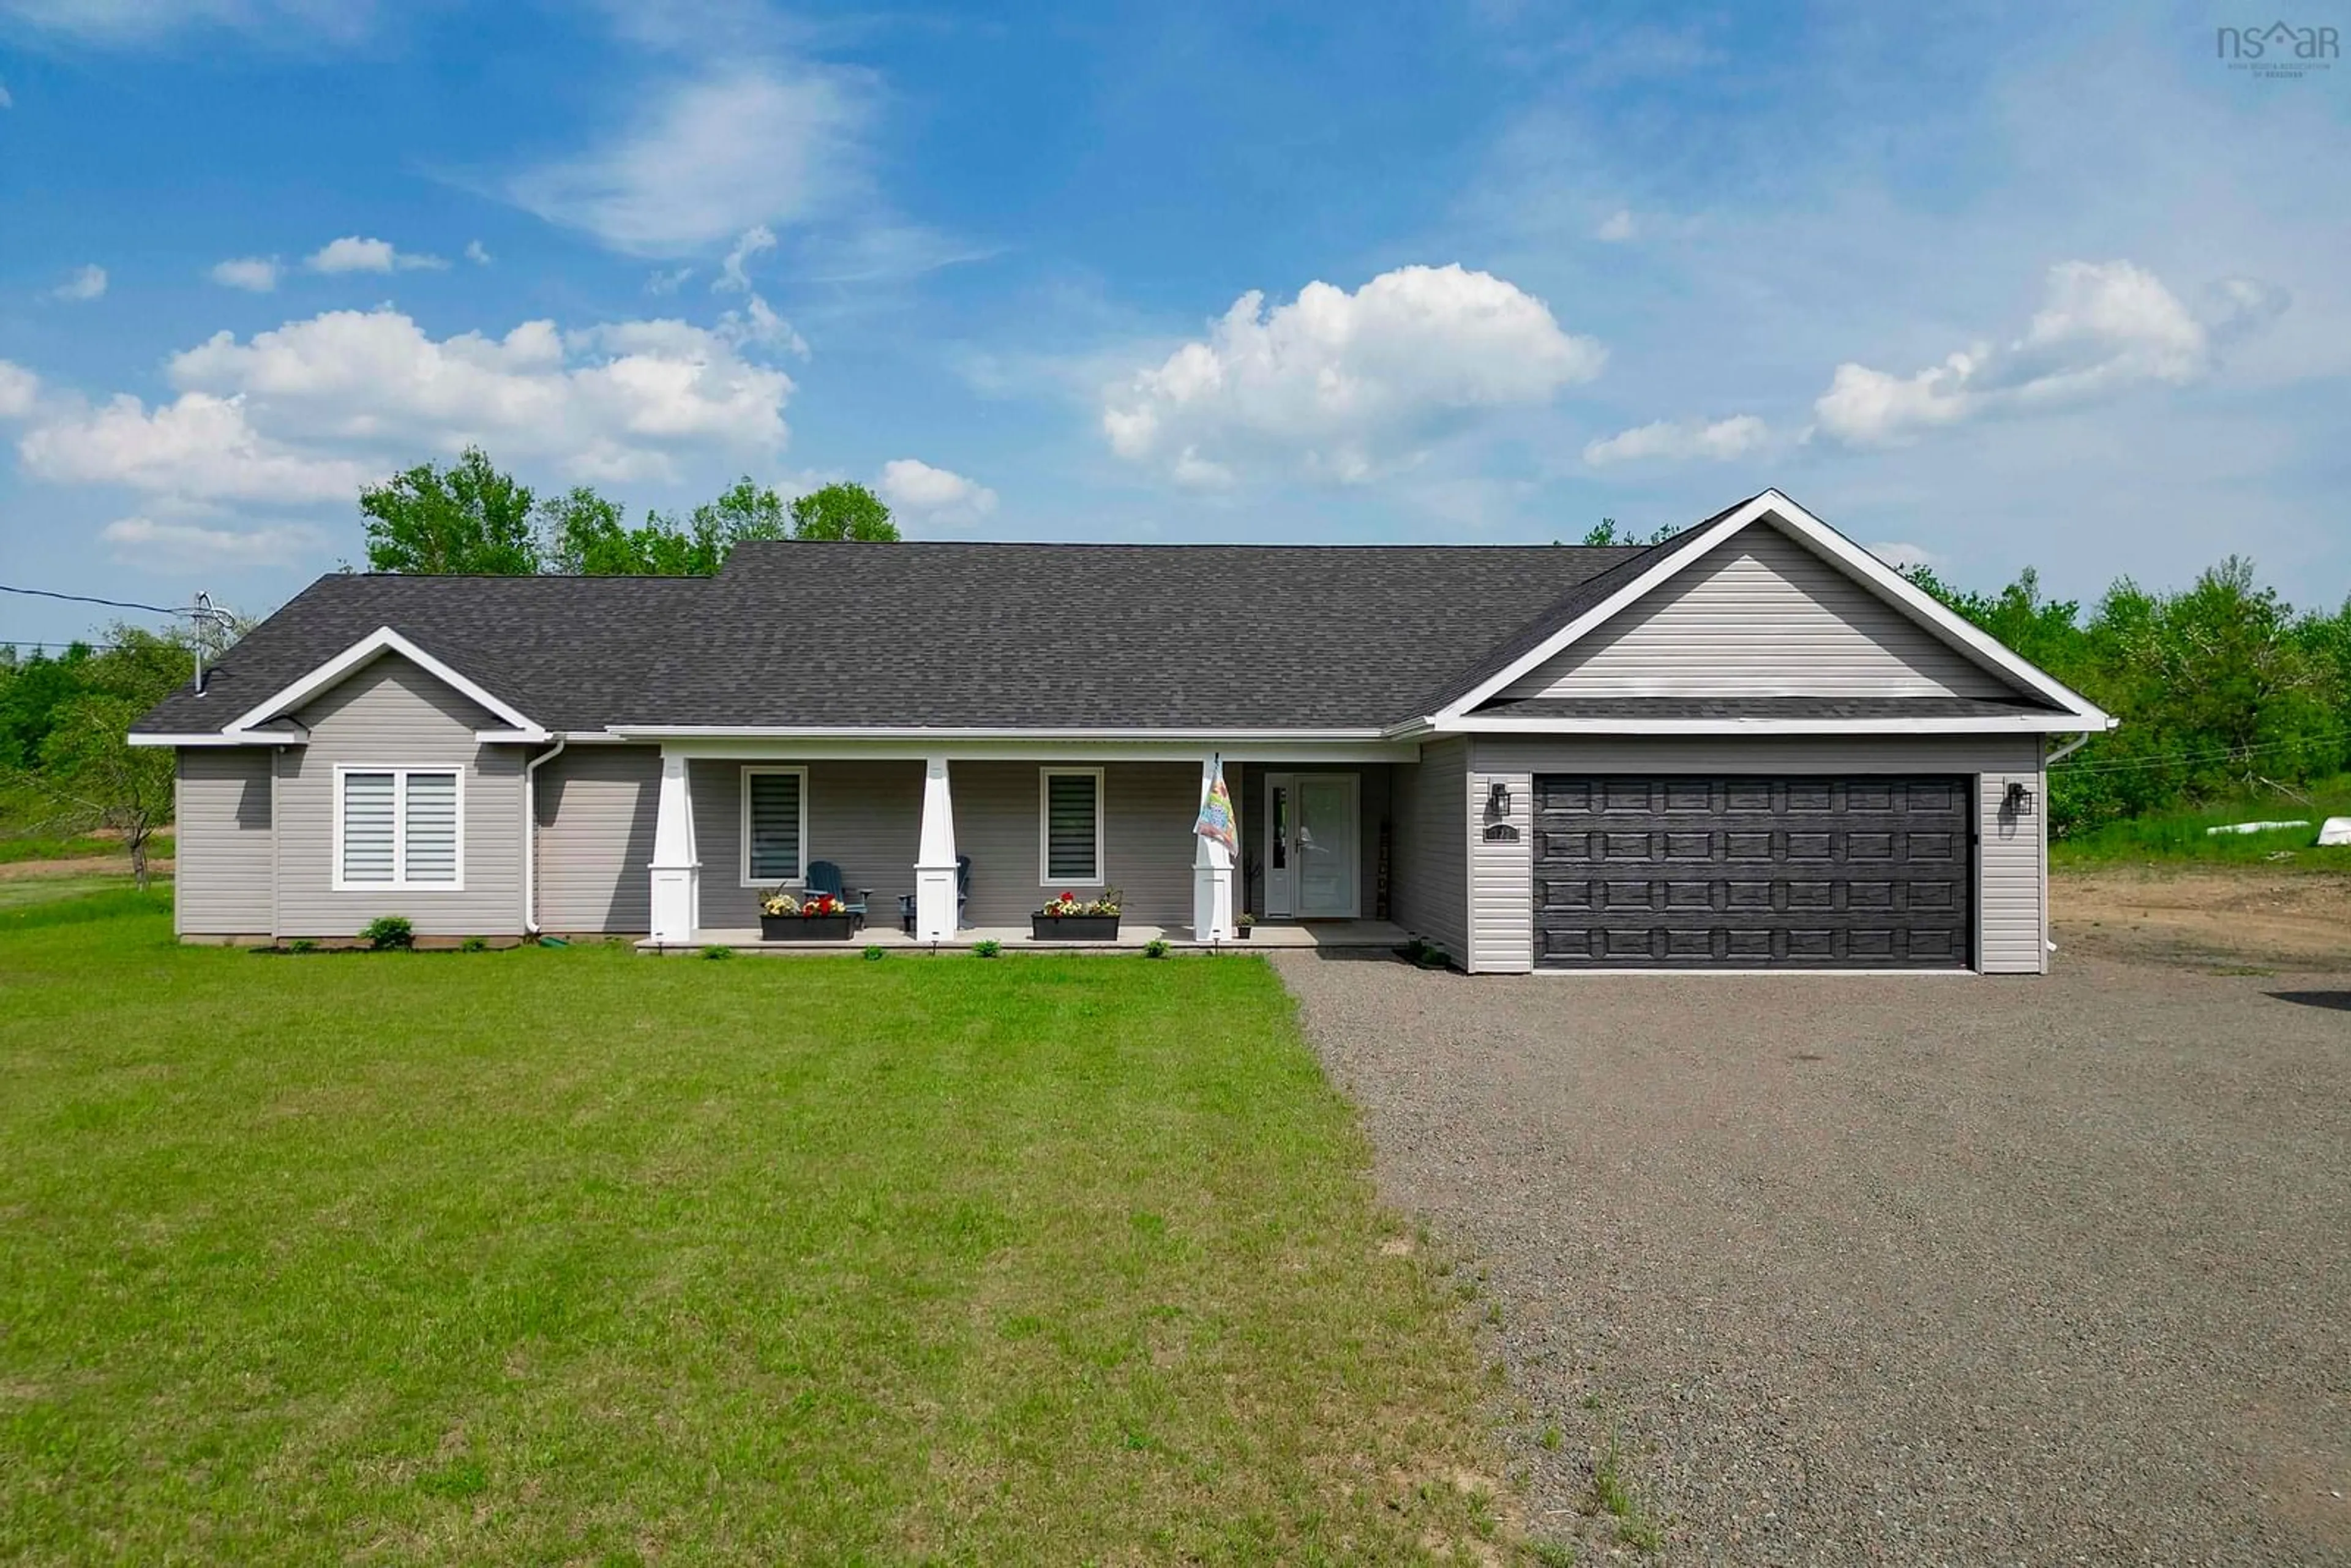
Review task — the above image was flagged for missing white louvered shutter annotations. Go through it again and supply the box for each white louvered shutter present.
[342,771,396,883]
[1045,774,1098,881]
[403,771,459,883]
[747,772,801,880]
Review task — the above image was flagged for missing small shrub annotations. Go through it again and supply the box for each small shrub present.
[1142,937,1172,959]
[288,939,317,955]
[702,945,734,960]
[972,939,1002,958]
[360,915,413,951]
[862,943,885,961]
[460,936,489,953]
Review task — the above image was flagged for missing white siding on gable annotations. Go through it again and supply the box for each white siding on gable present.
[273,654,525,939]
[1501,523,2015,700]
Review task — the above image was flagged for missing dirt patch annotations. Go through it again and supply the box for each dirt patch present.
[0,855,174,882]
[2055,867,2351,970]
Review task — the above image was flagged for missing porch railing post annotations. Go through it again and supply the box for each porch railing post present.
[1193,754,1235,942]
[648,746,700,946]
[914,755,958,941]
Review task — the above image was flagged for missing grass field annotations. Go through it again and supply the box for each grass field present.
[2054,774,2351,870]
[0,895,1516,1565]
[0,832,172,866]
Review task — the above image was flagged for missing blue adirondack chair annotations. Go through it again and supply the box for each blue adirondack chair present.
[804,861,869,929]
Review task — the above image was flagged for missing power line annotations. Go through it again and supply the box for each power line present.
[2054,730,2350,776]
[0,583,190,616]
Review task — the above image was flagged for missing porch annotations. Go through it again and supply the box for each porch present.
[640,749,1406,950]
[651,919,1414,955]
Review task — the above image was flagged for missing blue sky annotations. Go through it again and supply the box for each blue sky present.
[2,0,2346,648]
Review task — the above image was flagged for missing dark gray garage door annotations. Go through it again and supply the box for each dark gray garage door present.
[1533,775,1972,969]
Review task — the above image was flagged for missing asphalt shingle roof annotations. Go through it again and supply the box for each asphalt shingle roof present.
[135,542,1658,735]
[1471,696,2061,720]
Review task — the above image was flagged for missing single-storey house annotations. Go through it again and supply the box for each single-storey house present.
[131,489,2113,972]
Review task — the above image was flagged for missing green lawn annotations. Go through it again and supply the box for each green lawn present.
[2055,773,2351,871]
[0,897,1513,1564]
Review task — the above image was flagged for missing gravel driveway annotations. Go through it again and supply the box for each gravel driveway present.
[1273,951,2351,1565]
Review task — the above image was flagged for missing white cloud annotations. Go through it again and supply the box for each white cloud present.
[1597,209,1636,242]
[506,63,872,255]
[50,264,107,302]
[1867,541,1945,573]
[0,361,37,418]
[463,239,492,266]
[1102,263,1605,485]
[304,236,448,275]
[1583,413,1768,465]
[209,256,282,292]
[100,514,328,568]
[1813,260,2263,446]
[716,224,774,291]
[15,304,797,508]
[648,266,694,295]
[20,392,369,503]
[876,457,997,522]
[0,79,13,108]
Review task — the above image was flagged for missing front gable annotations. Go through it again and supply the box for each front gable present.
[1496,521,2017,702]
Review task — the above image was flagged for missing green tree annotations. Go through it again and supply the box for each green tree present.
[540,478,799,576]
[1581,517,1619,546]
[32,694,174,889]
[361,447,540,574]
[789,482,899,541]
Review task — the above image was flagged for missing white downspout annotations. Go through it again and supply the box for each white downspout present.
[522,738,566,936]
[2045,731,2096,765]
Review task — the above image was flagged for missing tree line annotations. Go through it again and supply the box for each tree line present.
[1905,559,2351,835]
[358,448,899,576]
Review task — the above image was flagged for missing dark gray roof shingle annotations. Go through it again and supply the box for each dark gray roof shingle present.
[135,542,1655,735]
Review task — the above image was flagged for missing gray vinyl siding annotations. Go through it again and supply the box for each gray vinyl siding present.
[1472,735,2048,973]
[1978,765,2047,975]
[1392,738,1469,960]
[534,745,661,934]
[691,759,926,930]
[1468,760,1534,972]
[174,748,275,937]
[273,655,526,939]
[1501,523,2014,700]
[951,761,1197,928]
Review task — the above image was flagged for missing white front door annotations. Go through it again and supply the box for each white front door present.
[1264,773,1359,919]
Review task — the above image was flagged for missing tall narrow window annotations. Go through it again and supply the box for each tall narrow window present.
[336,767,463,890]
[1041,768,1103,885]
[742,767,807,885]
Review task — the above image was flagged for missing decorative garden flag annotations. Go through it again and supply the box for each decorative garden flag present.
[1194,755,1238,855]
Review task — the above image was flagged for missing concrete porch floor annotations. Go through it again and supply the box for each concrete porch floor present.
[642,919,1414,955]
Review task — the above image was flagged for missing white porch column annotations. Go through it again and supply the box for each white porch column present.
[1193,755,1235,942]
[648,748,700,945]
[913,756,959,941]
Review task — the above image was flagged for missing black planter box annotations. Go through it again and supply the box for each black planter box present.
[1031,913,1121,942]
[760,913,858,942]
[1232,925,1253,940]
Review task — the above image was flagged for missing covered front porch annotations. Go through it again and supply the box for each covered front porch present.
[659,919,1414,954]
[633,741,1410,951]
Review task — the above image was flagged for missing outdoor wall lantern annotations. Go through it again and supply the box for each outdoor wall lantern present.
[2004,781,2034,816]
[1487,779,1512,817]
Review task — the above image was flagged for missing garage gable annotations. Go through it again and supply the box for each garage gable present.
[1496,521,2017,702]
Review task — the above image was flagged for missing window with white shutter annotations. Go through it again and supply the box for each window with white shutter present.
[1040,769,1103,885]
[336,767,465,890]
[741,767,806,885]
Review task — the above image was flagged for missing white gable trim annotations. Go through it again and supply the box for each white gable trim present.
[223,626,550,741]
[1433,491,2113,727]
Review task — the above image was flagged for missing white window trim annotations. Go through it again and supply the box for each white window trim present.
[1039,766,1106,887]
[739,765,810,888]
[331,763,466,892]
